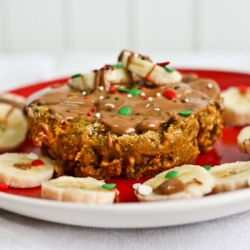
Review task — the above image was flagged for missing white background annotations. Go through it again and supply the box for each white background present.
[1,0,250,54]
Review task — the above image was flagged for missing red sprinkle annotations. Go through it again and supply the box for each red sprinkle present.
[157,61,170,67]
[0,183,8,190]
[91,107,96,112]
[163,90,176,99]
[31,159,44,166]
[109,86,119,94]
[84,96,89,100]
[145,76,151,82]
[238,85,248,94]
[87,111,92,116]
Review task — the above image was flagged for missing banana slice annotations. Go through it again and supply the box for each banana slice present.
[41,176,118,204]
[135,165,215,201]
[0,153,54,188]
[221,86,250,126]
[0,93,28,153]
[209,161,250,193]
[68,65,133,92]
[118,50,182,87]
[237,126,250,154]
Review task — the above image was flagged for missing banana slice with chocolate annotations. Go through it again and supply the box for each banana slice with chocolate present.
[135,164,215,201]
[0,153,54,188]
[0,93,28,153]
[118,50,182,87]
[68,65,133,92]
[41,176,118,204]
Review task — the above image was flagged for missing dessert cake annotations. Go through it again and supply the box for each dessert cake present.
[25,50,223,180]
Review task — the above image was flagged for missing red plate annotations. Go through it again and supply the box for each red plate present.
[2,69,250,202]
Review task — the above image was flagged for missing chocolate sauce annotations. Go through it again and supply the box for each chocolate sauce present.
[26,72,221,136]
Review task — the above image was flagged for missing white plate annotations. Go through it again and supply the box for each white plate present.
[1,188,250,228]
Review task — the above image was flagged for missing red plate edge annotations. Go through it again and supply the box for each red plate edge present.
[2,69,250,203]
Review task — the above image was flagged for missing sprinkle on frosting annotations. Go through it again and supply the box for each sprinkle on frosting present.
[178,109,193,116]
[163,90,176,100]
[118,106,131,115]
[129,88,141,96]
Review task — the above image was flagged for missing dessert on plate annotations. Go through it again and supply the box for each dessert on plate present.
[25,50,224,180]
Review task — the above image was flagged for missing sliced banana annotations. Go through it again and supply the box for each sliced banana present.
[209,161,250,193]
[0,153,54,188]
[68,65,132,92]
[118,50,182,87]
[135,164,215,202]
[237,126,250,154]
[221,86,250,126]
[0,93,28,153]
[41,176,118,204]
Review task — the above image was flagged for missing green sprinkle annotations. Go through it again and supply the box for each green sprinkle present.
[174,86,180,90]
[141,56,145,60]
[37,102,42,106]
[102,183,116,189]
[117,87,129,93]
[129,88,141,96]
[113,64,123,69]
[115,97,120,101]
[178,109,192,116]
[71,73,82,79]
[118,106,131,115]
[203,165,212,171]
[165,170,178,179]
[106,96,111,99]
[164,67,174,73]
[127,69,131,73]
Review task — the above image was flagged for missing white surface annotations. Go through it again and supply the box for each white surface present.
[1,51,250,249]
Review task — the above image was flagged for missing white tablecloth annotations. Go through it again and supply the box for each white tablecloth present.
[1,50,250,250]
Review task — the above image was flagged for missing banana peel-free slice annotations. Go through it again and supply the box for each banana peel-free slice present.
[68,66,132,92]
[221,87,250,126]
[0,93,28,153]
[237,126,250,154]
[209,161,250,193]
[135,164,215,201]
[118,50,182,87]
[0,153,54,188]
[41,176,118,204]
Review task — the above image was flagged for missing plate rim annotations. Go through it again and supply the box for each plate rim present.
[2,68,250,228]
[1,187,250,228]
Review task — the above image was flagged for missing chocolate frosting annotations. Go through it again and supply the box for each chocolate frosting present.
[26,77,221,136]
